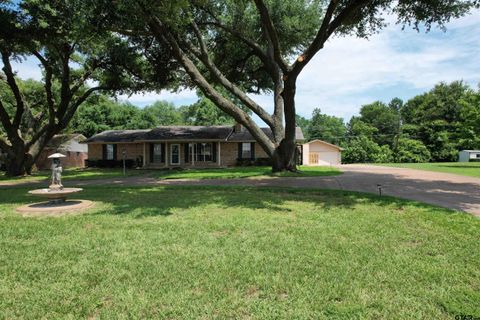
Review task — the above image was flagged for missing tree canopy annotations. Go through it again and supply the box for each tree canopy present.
[83,0,478,171]
[0,0,152,175]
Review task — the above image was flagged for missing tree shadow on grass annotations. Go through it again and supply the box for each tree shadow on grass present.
[73,185,447,219]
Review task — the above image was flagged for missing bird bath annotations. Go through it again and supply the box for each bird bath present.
[28,187,83,204]
[17,153,93,215]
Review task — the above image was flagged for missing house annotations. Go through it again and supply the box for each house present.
[83,124,304,168]
[35,134,88,170]
[458,150,480,162]
[302,139,343,166]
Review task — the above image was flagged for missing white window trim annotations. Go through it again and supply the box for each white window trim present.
[106,144,114,160]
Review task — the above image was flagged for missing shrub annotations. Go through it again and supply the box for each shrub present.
[395,139,431,163]
[87,159,136,168]
[342,137,393,163]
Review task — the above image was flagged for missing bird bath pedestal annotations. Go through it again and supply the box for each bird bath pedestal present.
[28,187,83,205]
[17,153,93,215]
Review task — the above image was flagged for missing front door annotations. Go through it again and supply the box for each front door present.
[171,144,180,165]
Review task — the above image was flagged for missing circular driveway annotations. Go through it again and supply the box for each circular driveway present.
[3,164,480,216]
[150,164,480,216]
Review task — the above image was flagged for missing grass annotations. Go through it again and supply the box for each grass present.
[0,166,341,184]
[375,162,480,178]
[0,167,153,184]
[154,165,341,179]
[1,185,479,319]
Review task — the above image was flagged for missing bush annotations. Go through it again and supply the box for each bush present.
[236,157,273,166]
[342,137,393,163]
[87,159,136,168]
[395,139,431,163]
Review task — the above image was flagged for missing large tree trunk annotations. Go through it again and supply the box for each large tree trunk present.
[4,146,28,177]
[5,135,45,177]
[271,78,298,172]
[272,139,297,172]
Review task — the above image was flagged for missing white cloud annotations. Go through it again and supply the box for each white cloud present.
[291,9,480,120]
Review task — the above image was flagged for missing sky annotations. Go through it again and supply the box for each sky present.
[8,9,480,125]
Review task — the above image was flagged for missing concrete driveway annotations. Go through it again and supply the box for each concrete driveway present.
[148,164,480,216]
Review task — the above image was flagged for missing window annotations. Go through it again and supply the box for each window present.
[171,144,180,165]
[106,144,114,160]
[476,153,480,158]
[153,144,163,163]
[194,143,212,161]
[242,143,251,159]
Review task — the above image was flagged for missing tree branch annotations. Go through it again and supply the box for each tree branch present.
[290,0,371,77]
[0,136,12,153]
[31,50,56,124]
[1,50,25,129]
[61,86,107,127]
[253,0,289,73]
[0,100,15,137]
[198,19,274,69]
[188,21,274,127]
[57,44,73,119]
[144,12,275,155]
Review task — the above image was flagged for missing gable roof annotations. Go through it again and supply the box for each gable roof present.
[83,126,305,143]
[46,134,87,148]
[304,139,344,151]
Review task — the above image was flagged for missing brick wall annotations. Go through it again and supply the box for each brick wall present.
[220,142,237,166]
[88,144,103,160]
[117,143,145,162]
[36,149,87,170]
[255,143,268,158]
[88,141,271,168]
[88,143,146,162]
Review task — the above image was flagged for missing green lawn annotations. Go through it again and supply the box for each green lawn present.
[0,167,152,184]
[376,162,480,178]
[155,165,341,179]
[0,166,341,184]
[1,186,479,319]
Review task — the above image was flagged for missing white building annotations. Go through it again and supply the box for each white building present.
[302,140,343,166]
[458,150,480,162]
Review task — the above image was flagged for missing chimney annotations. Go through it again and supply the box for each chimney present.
[234,122,243,133]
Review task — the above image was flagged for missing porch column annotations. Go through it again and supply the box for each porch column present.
[165,142,168,168]
[143,143,146,167]
[217,142,221,166]
[192,143,195,167]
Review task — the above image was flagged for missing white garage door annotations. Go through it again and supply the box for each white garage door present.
[309,151,339,165]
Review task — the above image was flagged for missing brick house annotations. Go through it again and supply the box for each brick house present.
[36,134,88,170]
[83,124,304,168]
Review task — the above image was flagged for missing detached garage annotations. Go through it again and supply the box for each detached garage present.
[302,140,343,166]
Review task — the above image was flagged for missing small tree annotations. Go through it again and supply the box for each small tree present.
[0,1,149,176]
[307,108,346,145]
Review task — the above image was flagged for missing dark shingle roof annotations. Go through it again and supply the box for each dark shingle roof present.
[144,126,232,141]
[83,130,150,143]
[83,126,304,143]
[46,134,86,148]
[227,127,304,142]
